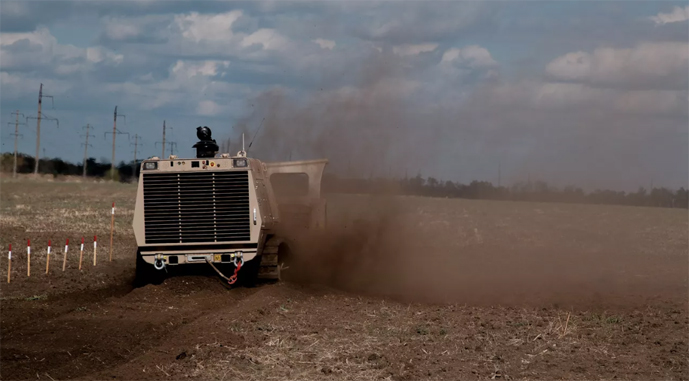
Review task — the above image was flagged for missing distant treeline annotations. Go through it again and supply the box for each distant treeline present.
[323,174,688,209]
[1,153,141,181]
[2,152,687,209]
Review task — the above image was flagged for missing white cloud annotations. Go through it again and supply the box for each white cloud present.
[392,43,438,56]
[241,28,290,51]
[171,60,229,78]
[174,11,243,43]
[93,58,240,113]
[650,5,689,25]
[431,45,499,86]
[0,71,72,98]
[0,28,56,69]
[104,22,141,41]
[54,63,83,75]
[440,45,498,68]
[86,47,123,64]
[169,11,293,56]
[313,38,335,50]
[197,100,223,116]
[347,2,488,44]
[1,26,55,47]
[0,27,122,74]
[546,42,688,90]
[483,80,687,117]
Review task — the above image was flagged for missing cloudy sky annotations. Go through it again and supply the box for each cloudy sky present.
[1,1,687,191]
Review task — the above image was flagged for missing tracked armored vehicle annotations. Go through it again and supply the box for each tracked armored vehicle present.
[132,126,328,286]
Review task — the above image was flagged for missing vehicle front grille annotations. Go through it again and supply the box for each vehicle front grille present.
[142,171,251,244]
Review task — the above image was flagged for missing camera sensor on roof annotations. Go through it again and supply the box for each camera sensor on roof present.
[192,126,219,158]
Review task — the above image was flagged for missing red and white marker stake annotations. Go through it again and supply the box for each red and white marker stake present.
[27,239,31,277]
[62,238,69,272]
[79,237,84,270]
[7,244,12,283]
[46,240,52,274]
[109,202,115,262]
[93,236,97,266]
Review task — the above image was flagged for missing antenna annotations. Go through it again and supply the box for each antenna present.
[237,133,247,157]
[162,120,166,158]
[248,117,265,150]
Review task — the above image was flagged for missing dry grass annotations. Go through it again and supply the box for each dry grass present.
[151,283,686,381]
[1,179,136,235]
[0,178,138,298]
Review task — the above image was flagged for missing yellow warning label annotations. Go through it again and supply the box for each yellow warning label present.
[214,254,222,262]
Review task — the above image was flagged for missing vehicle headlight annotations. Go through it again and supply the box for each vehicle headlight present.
[233,158,248,168]
[143,161,157,170]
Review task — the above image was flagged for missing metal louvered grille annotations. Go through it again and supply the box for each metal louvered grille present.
[142,171,251,244]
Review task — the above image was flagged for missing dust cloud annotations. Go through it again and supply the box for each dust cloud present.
[222,53,466,303]
[220,49,685,308]
[220,59,687,191]
[224,53,440,179]
[278,195,687,309]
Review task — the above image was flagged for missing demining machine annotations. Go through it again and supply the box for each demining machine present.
[132,126,328,286]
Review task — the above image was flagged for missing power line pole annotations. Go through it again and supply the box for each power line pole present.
[157,121,173,158]
[130,133,143,174]
[81,124,95,178]
[104,106,129,180]
[27,84,58,175]
[156,141,177,157]
[9,110,25,178]
[156,120,174,159]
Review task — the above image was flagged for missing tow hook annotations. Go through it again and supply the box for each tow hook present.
[206,252,244,285]
[153,254,166,270]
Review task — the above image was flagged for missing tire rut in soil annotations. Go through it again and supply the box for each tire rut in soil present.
[0,275,264,381]
[78,281,314,381]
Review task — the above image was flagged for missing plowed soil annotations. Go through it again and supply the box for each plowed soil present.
[1,178,687,380]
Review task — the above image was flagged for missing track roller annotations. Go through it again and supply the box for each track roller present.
[258,237,285,281]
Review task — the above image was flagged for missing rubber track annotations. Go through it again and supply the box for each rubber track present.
[258,237,281,280]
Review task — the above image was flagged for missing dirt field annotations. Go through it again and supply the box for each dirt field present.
[1,177,687,380]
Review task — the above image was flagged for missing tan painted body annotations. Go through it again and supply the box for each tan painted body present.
[132,151,327,275]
